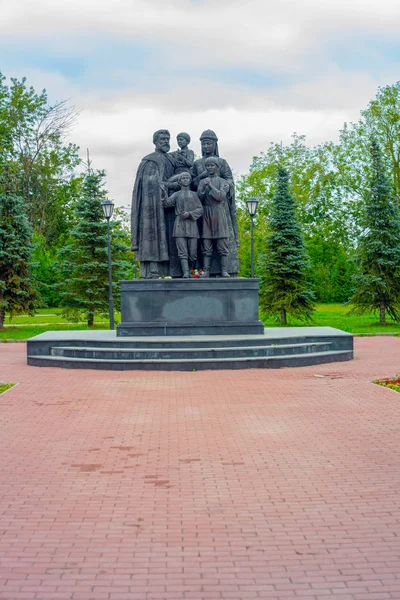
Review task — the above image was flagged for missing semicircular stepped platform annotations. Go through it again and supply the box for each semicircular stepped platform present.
[27,327,353,371]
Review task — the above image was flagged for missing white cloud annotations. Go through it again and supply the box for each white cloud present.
[68,69,383,207]
[1,0,399,71]
[2,0,399,208]
[9,64,388,207]
[75,101,346,208]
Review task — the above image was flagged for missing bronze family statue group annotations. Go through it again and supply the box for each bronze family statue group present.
[131,129,239,279]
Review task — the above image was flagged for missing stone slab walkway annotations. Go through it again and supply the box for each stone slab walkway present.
[0,337,399,600]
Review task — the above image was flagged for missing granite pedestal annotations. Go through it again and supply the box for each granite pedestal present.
[117,278,264,336]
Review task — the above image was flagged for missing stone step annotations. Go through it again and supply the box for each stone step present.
[63,336,350,349]
[50,341,333,361]
[28,349,353,371]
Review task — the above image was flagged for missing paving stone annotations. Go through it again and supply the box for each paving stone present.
[0,338,399,599]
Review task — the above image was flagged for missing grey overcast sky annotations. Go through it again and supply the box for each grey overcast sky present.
[1,0,399,206]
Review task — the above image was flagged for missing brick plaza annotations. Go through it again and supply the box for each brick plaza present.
[0,337,400,600]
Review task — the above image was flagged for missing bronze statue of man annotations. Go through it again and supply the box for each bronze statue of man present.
[131,129,177,278]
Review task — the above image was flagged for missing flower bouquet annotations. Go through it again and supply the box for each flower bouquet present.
[191,269,204,279]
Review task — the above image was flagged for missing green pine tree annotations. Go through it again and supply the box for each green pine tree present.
[58,170,132,327]
[350,138,400,325]
[259,167,314,325]
[0,168,37,328]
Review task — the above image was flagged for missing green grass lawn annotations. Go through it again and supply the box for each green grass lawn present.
[261,303,400,334]
[0,383,15,394]
[0,304,399,341]
[0,323,113,341]
[7,308,112,325]
[0,308,115,341]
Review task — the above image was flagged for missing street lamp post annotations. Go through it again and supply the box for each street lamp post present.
[246,197,259,278]
[101,199,115,330]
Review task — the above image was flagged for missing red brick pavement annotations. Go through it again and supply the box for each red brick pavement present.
[0,337,399,600]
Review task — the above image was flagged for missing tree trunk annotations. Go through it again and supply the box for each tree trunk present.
[88,312,94,327]
[280,308,287,326]
[380,300,386,325]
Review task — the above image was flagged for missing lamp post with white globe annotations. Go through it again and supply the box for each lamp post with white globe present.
[246,197,259,278]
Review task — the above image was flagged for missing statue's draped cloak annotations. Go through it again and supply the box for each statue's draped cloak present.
[131,151,176,265]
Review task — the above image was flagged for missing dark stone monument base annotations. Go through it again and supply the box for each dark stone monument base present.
[117,277,264,336]
[26,328,354,370]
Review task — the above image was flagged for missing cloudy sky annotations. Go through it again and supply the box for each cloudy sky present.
[1,0,399,206]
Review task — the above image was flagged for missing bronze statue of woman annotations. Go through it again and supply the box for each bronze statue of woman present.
[192,129,239,276]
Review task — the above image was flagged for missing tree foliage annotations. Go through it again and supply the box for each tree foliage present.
[31,232,64,308]
[0,72,82,246]
[2,69,400,323]
[349,139,400,325]
[335,82,400,205]
[58,171,133,326]
[306,236,356,303]
[0,167,37,327]
[237,82,400,304]
[259,167,315,325]
[237,135,356,301]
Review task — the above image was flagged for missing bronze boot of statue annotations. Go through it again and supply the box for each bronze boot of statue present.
[180,258,190,278]
[202,256,211,277]
[220,255,230,278]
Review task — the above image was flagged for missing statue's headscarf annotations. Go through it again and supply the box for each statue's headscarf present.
[200,129,219,157]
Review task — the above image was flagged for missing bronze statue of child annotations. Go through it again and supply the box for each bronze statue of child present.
[167,132,195,194]
[197,156,232,278]
[175,132,195,173]
[162,171,204,278]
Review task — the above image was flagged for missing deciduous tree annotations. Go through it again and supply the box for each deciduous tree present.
[237,135,355,301]
[0,73,81,245]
